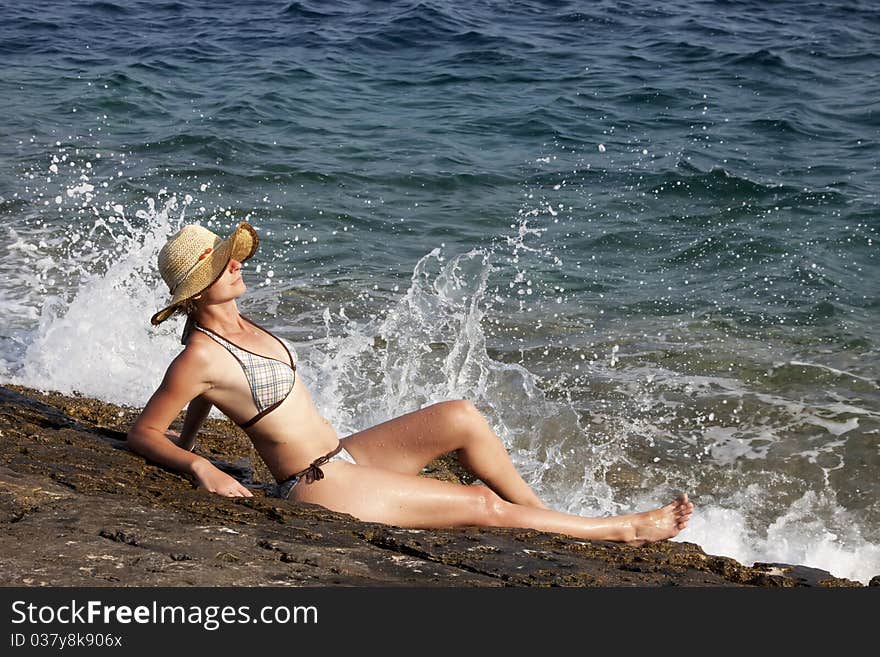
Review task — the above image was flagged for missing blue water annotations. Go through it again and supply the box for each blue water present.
[1,0,878,583]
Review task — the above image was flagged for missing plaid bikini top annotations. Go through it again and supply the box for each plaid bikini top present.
[193,316,296,429]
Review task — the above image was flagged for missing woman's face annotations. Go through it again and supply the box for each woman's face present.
[198,258,246,306]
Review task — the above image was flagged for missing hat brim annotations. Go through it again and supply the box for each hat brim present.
[151,222,259,325]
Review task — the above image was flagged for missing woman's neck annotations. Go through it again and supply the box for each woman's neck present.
[192,302,247,337]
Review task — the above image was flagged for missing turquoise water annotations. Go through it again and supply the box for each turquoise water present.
[1,1,878,582]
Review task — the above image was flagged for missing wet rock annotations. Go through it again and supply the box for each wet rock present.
[0,384,865,587]
[751,563,862,588]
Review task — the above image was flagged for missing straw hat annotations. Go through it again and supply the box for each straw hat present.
[151,222,259,325]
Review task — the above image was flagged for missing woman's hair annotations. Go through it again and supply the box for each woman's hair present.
[175,297,201,344]
[174,296,201,318]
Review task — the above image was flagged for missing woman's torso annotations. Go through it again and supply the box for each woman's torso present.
[185,318,339,482]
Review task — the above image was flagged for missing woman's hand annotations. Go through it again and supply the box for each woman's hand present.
[191,459,253,498]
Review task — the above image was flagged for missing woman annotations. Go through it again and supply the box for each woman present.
[128,222,694,545]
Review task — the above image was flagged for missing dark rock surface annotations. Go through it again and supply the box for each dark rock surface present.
[0,384,867,587]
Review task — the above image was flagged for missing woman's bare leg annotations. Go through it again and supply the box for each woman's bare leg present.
[342,400,546,508]
[293,462,694,546]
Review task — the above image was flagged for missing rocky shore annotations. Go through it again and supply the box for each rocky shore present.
[0,384,871,588]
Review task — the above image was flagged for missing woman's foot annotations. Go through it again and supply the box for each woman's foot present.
[625,494,694,546]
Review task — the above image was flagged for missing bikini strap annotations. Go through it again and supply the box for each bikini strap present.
[240,314,296,370]
[277,444,344,487]
[191,322,239,352]
[190,322,263,416]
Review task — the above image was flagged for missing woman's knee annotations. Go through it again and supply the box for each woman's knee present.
[471,485,508,526]
[435,399,482,432]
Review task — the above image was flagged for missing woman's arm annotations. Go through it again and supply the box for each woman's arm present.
[173,395,213,451]
[127,348,252,497]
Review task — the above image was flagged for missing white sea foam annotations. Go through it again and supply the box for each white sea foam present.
[299,248,585,499]
[686,491,880,585]
[5,197,191,406]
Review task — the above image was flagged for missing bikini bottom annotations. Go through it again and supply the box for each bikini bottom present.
[269,443,356,500]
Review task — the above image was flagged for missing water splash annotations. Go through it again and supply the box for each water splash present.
[300,248,591,504]
[686,489,880,584]
[8,195,190,405]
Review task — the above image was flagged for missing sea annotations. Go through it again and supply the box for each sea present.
[0,0,877,584]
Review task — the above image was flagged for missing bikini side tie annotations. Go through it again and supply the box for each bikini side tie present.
[284,443,345,485]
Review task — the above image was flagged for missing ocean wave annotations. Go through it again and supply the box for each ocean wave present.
[611,86,694,109]
[132,132,275,160]
[806,48,877,65]
[448,25,531,50]
[100,70,171,99]
[677,15,737,39]
[0,18,62,57]
[346,2,463,52]
[785,300,846,327]
[663,232,787,268]
[646,164,787,199]
[280,1,332,21]
[725,47,789,69]
[0,13,62,34]
[764,360,879,393]
[554,9,623,28]
[641,40,721,64]
[253,64,320,85]
[387,2,466,34]
[153,1,186,13]
[744,117,834,140]
[585,230,665,252]
[437,48,531,70]
[813,103,880,130]
[0,197,29,216]
[80,1,132,15]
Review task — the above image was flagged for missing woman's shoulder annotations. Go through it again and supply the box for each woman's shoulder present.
[170,332,219,373]
[152,336,216,398]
